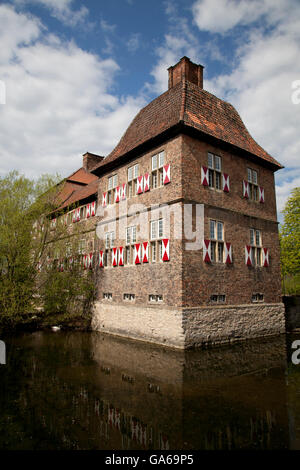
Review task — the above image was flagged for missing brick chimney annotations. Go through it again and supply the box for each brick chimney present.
[82,152,104,171]
[168,56,204,89]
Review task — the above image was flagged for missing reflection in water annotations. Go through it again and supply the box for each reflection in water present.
[0,331,300,450]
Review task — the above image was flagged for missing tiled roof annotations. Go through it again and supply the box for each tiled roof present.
[57,179,98,211]
[93,80,282,171]
[67,167,98,184]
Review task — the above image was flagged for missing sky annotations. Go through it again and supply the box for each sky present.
[0,0,299,220]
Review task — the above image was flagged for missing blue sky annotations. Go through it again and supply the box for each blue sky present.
[0,0,299,219]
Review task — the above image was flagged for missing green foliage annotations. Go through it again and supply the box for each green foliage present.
[280,187,300,294]
[0,171,96,330]
[39,263,96,324]
[0,171,60,326]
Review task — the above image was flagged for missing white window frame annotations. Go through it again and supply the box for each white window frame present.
[247,168,259,201]
[207,152,222,190]
[250,228,262,266]
[209,219,224,263]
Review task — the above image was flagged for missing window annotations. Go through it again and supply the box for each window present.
[149,294,163,303]
[103,293,112,300]
[247,168,258,201]
[128,164,139,197]
[151,151,165,189]
[252,293,264,303]
[80,206,85,219]
[158,240,163,261]
[107,174,118,204]
[210,294,226,303]
[126,226,136,245]
[250,228,262,266]
[125,226,136,264]
[150,219,164,262]
[210,220,224,263]
[66,243,72,257]
[150,219,163,240]
[105,231,115,266]
[78,239,86,254]
[123,293,135,301]
[125,245,131,265]
[151,241,156,263]
[208,153,222,190]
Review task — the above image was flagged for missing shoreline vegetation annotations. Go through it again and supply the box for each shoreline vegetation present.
[0,171,96,334]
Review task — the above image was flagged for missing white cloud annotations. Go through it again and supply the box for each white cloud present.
[0,4,145,179]
[100,19,116,34]
[15,0,89,27]
[126,33,141,53]
[192,0,287,33]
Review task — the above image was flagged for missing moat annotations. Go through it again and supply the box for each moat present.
[0,330,300,450]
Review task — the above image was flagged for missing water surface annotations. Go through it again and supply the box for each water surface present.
[0,331,300,450]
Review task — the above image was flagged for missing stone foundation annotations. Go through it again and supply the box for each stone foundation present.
[92,301,286,349]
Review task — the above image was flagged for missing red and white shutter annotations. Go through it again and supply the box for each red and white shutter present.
[102,192,107,207]
[245,245,252,266]
[99,250,104,268]
[201,166,209,186]
[83,254,88,270]
[112,247,118,267]
[163,164,170,185]
[137,176,143,194]
[76,208,80,222]
[162,239,170,261]
[88,252,93,269]
[91,201,96,216]
[121,183,127,200]
[144,173,150,192]
[243,180,249,198]
[72,210,76,223]
[222,173,230,192]
[119,247,124,266]
[259,186,265,203]
[134,243,141,264]
[262,248,269,267]
[86,203,90,218]
[142,242,149,263]
[203,239,211,262]
[115,186,120,203]
[225,242,232,264]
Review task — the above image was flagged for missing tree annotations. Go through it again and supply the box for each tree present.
[280,187,300,294]
[0,171,60,326]
[0,171,96,329]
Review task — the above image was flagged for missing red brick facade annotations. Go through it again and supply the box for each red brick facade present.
[53,57,285,348]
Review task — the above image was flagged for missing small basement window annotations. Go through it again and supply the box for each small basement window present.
[103,293,112,300]
[123,293,135,301]
[210,294,226,303]
[251,293,264,303]
[149,294,163,303]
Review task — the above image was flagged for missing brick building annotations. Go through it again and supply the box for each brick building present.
[50,57,285,349]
